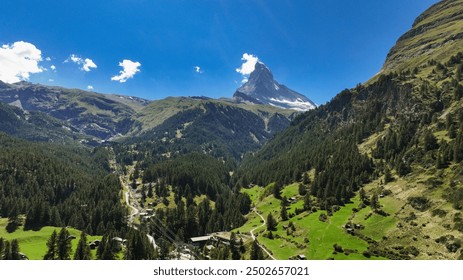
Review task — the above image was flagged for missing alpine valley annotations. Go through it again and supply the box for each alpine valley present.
[1,0,463,260]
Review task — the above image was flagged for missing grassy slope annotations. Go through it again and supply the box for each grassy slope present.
[382,0,463,73]
[0,218,101,260]
[236,171,463,260]
[236,185,385,260]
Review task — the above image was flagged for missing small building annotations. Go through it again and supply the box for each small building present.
[189,236,212,247]
[297,254,307,260]
[288,197,297,204]
[89,240,101,250]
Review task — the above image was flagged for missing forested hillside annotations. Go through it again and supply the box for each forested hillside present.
[0,133,125,234]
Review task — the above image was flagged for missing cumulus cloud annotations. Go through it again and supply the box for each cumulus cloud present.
[50,65,56,71]
[194,66,203,74]
[0,41,44,83]
[236,53,259,75]
[82,58,97,72]
[111,59,141,83]
[45,57,52,61]
[66,54,97,72]
[87,85,94,90]
[235,53,260,84]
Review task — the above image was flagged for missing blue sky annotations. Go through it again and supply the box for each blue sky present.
[0,0,438,105]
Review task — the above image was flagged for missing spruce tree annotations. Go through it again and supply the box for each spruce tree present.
[43,230,58,260]
[10,239,21,260]
[0,238,4,257]
[74,231,91,260]
[273,181,282,199]
[57,227,72,260]
[266,213,277,231]
[3,241,11,260]
[280,204,288,221]
[250,240,264,260]
[230,232,240,260]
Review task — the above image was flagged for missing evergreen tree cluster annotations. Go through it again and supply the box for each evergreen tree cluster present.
[0,238,21,260]
[0,133,126,234]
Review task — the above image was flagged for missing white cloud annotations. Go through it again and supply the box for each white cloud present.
[87,85,94,90]
[236,53,259,75]
[48,79,54,82]
[0,41,44,83]
[194,66,203,74]
[111,59,141,83]
[50,65,56,71]
[45,57,52,61]
[82,58,97,72]
[66,54,97,72]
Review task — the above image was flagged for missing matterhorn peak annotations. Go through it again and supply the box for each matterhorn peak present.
[233,61,316,111]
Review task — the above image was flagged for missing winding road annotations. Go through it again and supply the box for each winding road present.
[250,208,276,260]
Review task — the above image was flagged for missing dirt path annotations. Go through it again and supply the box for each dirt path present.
[250,208,276,260]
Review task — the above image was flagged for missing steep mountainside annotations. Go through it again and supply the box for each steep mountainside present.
[382,0,463,73]
[0,102,84,143]
[233,62,316,111]
[236,0,463,259]
[0,82,142,141]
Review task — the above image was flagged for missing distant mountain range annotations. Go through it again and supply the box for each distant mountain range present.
[0,79,299,159]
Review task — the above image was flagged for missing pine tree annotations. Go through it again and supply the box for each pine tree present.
[0,238,4,257]
[10,239,21,260]
[303,194,311,211]
[454,126,463,162]
[371,193,380,210]
[230,232,240,260]
[359,188,368,205]
[3,241,11,260]
[280,204,288,221]
[74,231,91,260]
[273,181,282,199]
[43,230,58,260]
[250,240,264,260]
[384,167,393,183]
[424,130,438,151]
[57,227,72,260]
[298,183,307,196]
[266,213,277,231]
[147,183,154,198]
